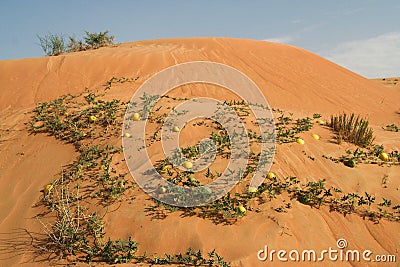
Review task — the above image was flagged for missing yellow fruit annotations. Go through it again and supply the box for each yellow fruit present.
[132,113,141,121]
[267,172,275,179]
[123,132,131,138]
[296,138,305,145]
[312,134,320,140]
[183,161,193,169]
[100,165,107,171]
[172,126,180,132]
[188,177,197,183]
[379,152,389,161]
[160,187,167,193]
[89,115,97,122]
[316,119,325,125]
[64,112,69,116]
[162,165,170,171]
[44,184,53,194]
[238,205,246,214]
[161,165,171,172]
[248,187,258,193]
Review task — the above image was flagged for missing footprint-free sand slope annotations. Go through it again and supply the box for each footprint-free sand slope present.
[0,38,399,266]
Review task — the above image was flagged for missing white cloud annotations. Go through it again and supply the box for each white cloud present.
[323,32,400,78]
[263,35,295,44]
[262,23,322,45]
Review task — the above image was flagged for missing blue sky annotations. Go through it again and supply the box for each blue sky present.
[0,0,399,78]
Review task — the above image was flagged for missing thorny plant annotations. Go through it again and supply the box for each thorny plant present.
[273,109,313,143]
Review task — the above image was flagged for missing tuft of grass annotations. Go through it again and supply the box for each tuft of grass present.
[329,113,375,147]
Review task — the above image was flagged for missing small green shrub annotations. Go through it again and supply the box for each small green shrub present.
[37,33,66,56]
[67,36,88,52]
[294,179,331,208]
[383,124,399,132]
[84,30,114,49]
[37,30,114,56]
[313,113,322,119]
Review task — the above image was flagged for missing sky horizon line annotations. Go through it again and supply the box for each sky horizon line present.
[0,1,399,78]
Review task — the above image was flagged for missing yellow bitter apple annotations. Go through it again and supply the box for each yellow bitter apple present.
[379,152,389,161]
[188,177,197,183]
[312,134,320,140]
[123,132,131,138]
[161,165,171,172]
[183,161,193,169]
[89,115,97,122]
[238,205,246,214]
[248,187,258,193]
[132,113,141,121]
[160,187,167,193]
[316,119,325,125]
[172,126,180,132]
[296,138,305,145]
[267,172,275,179]
[44,184,53,194]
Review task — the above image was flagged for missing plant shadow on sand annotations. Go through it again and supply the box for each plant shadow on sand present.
[144,201,239,225]
[31,164,128,221]
[0,228,66,265]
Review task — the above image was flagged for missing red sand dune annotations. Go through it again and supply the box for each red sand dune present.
[0,38,399,266]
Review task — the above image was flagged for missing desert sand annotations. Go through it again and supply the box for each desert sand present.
[0,37,399,266]
[372,77,400,89]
